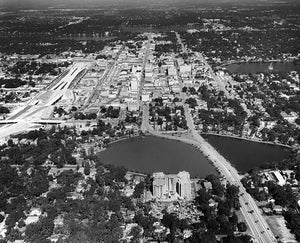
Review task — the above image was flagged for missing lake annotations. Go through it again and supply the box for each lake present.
[225,62,300,74]
[57,36,117,41]
[203,134,291,173]
[97,135,292,178]
[97,136,217,178]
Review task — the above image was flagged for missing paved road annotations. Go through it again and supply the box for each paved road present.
[173,32,277,243]
[141,103,150,132]
[0,64,89,141]
[84,45,125,110]
[50,63,86,91]
[139,33,152,131]
[138,33,152,106]
[175,32,187,53]
[175,32,233,99]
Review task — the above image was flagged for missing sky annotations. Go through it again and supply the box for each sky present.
[0,0,295,10]
[0,0,113,9]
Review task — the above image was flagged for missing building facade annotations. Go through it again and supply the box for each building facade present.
[152,171,192,201]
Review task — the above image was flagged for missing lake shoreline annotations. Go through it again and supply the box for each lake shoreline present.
[98,134,218,178]
[98,131,291,176]
[220,60,299,67]
[103,131,292,151]
[201,132,293,149]
[203,134,291,173]
[220,60,300,73]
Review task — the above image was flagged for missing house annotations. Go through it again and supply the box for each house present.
[121,223,144,242]
[48,164,78,177]
[281,111,298,123]
[273,205,283,214]
[262,207,272,215]
[268,198,275,204]
[125,171,146,184]
[25,208,42,225]
[203,181,212,191]
[208,198,217,208]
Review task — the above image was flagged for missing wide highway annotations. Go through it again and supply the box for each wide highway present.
[0,63,87,142]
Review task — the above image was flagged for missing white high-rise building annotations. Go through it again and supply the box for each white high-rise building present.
[152,171,192,201]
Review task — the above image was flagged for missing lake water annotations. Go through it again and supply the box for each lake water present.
[225,62,300,74]
[57,36,117,41]
[97,136,217,178]
[97,135,292,178]
[203,134,291,173]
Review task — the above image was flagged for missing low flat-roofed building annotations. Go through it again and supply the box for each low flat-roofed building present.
[180,64,192,74]
[127,100,139,112]
[272,171,286,186]
[168,66,177,76]
[141,94,150,102]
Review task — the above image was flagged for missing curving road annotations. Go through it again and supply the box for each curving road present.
[142,78,277,243]
[182,105,277,243]
[140,32,278,243]
[174,32,276,243]
[0,63,87,142]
